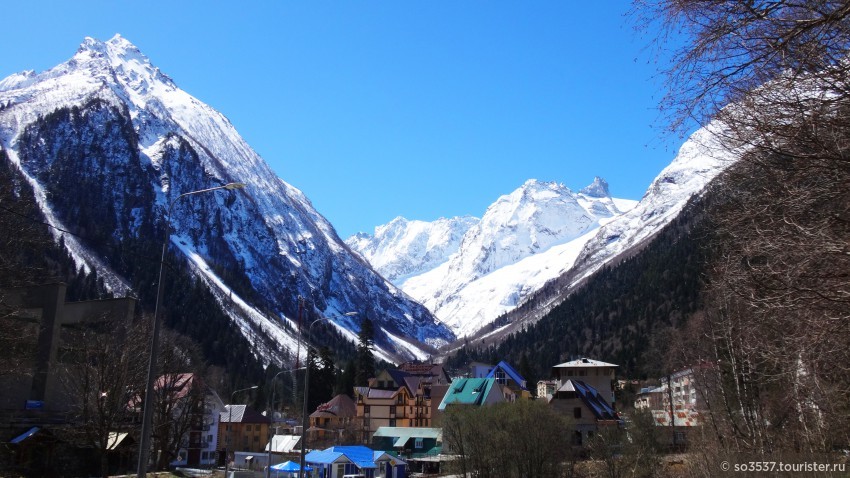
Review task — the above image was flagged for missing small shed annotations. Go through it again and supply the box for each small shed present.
[373,450,407,478]
[306,445,407,478]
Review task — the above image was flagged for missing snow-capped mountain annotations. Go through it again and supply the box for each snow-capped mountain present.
[348,178,638,338]
[346,215,480,284]
[569,124,737,285]
[0,35,454,364]
[467,123,739,343]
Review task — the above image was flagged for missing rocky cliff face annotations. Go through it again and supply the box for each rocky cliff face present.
[0,35,454,364]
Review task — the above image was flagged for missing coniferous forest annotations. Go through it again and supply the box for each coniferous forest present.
[446,192,711,384]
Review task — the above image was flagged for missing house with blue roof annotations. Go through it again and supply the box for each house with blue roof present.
[548,379,621,445]
[484,360,532,400]
[305,445,407,478]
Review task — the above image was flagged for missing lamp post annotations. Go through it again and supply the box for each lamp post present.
[267,366,305,478]
[225,385,259,478]
[136,182,246,477]
[299,312,358,478]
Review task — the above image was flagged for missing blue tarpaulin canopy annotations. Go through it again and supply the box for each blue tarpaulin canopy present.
[10,427,40,444]
[271,460,312,472]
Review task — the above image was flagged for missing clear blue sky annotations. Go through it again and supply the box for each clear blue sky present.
[1,1,684,239]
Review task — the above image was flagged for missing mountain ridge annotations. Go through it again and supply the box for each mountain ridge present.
[0,35,454,365]
[348,177,638,338]
[451,122,738,349]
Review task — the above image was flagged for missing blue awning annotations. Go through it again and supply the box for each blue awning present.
[11,427,40,444]
[271,460,312,472]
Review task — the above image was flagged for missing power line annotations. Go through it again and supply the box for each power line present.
[0,203,82,238]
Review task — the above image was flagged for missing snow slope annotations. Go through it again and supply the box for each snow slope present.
[0,35,454,364]
[349,178,638,337]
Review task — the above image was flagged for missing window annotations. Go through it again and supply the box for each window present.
[364,405,370,414]
[397,394,404,404]
[389,419,396,427]
[415,437,424,449]
[573,431,583,446]
[574,407,582,419]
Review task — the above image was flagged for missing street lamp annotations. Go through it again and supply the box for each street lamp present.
[226,385,259,478]
[299,312,358,478]
[136,182,246,477]
[267,367,305,478]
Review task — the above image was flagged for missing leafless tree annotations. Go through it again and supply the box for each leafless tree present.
[150,330,207,470]
[638,0,850,458]
[60,318,148,478]
[637,0,850,134]
[442,400,571,478]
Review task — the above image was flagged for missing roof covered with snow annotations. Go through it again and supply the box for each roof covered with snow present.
[553,357,618,368]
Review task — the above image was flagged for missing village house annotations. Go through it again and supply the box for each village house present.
[305,444,408,478]
[218,404,271,462]
[398,361,452,385]
[372,426,442,458]
[537,380,558,399]
[551,357,618,406]
[483,360,532,400]
[546,358,621,445]
[437,377,508,410]
[634,367,704,447]
[437,360,531,410]
[308,393,357,447]
[372,426,442,476]
[354,364,450,442]
[548,379,621,445]
[158,373,225,468]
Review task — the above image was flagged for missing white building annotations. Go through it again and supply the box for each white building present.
[550,358,617,406]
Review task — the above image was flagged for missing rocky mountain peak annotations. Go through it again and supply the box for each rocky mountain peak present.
[579,176,610,198]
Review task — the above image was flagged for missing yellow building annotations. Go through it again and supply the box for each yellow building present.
[353,366,450,443]
[218,404,271,459]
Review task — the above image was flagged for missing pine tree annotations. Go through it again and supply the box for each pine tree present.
[354,317,375,387]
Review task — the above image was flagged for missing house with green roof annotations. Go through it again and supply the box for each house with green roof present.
[436,378,507,410]
[372,426,441,458]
